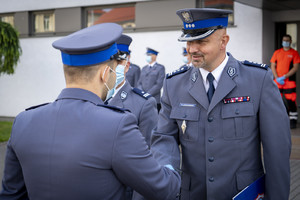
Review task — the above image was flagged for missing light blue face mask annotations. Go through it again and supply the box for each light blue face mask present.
[114,62,126,88]
[182,56,188,64]
[146,55,152,63]
[282,41,290,47]
[103,66,117,101]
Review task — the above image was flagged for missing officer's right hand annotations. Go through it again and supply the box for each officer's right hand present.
[276,76,285,85]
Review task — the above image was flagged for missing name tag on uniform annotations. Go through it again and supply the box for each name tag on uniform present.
[180,103,196,107]
[223,96,250,104]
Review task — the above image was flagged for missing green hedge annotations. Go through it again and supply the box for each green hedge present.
[0,121,13,142]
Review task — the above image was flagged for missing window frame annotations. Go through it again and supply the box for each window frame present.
[30,10,55,36]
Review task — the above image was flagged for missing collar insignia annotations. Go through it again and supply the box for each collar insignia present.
[191,71,198,82]
[227,67,236,77]
[120,91,127,100]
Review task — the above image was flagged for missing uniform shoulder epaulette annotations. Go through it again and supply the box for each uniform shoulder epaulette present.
[97,104,130,113]
[242,60,269,70]
[25,103,50,111]
[166,66,190,79]
[132,88,152,100]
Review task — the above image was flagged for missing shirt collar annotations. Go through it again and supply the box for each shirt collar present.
[149,61,157,67]
[200,53,229,85]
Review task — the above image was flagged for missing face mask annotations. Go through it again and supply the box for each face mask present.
[146,55,152,63]
[103,66,117,101]
[182,56,188,64]
[282,41,290,47]
[114,60,127,88]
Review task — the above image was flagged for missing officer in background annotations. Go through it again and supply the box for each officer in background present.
[181,47,192,67]
[150,8,291,200]
[270,34,300,129]
[137,47,165,112]
[0,23,180,200]
[108,34,158,148]
[126,50,141,87]
[108,34,159,200]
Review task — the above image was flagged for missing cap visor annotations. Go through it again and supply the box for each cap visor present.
[178,29,216,42]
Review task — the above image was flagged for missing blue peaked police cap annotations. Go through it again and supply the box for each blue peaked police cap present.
[116,34,132,54]
[146,47,159,55]
[176,8,232,42]
[52,23,123,66]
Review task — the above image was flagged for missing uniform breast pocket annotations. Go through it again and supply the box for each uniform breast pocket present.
[221,102,256,140]
[170,105,200,142]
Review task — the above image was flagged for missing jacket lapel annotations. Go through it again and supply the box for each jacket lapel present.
[208,55,238,114]
[188,67,209,111]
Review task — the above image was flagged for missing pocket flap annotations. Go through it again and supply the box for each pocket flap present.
[170,105,200,121]
[222,102,254,119]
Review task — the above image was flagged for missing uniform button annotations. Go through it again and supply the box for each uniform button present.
[183,114,187,118]
[208,117,213,122]
[208,137,214,143]
[235,109,240,115]
[209,177,214,182]
[208,157,214,162]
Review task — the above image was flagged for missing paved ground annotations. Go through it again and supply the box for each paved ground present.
[0,127,300,198]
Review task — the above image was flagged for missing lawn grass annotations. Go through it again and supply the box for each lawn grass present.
[0,121,13,142]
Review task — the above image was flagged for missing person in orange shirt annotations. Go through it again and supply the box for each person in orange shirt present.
[270,34,300,129]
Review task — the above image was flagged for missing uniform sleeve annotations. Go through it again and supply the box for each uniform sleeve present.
[0,118,29,200]
[150,79,181,169]
[138,97,158,147]
[270,50,278,63]
[147,66,166,96]
[112,113,180,200]
[259,69,291,200]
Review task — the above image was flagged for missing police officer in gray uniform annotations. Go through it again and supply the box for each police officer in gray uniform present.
[137,48,165,112]
[0,23,180,200]
[151,8,291,200]
[126,55,141,87]
[109,34,158,148]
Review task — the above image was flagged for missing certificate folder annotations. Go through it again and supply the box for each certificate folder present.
[232,175,265,200]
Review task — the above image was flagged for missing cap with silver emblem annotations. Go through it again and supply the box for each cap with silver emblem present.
[176,8,232,42]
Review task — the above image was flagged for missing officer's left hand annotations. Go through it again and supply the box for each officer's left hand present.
[276,76,286,85]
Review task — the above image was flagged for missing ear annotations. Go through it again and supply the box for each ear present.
[220,34,230,50]
[100,65,109,83]
[125,61,130,74]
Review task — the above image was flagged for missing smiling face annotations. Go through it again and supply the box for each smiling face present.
[186,29,229,72]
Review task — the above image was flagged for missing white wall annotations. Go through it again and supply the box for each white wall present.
[0,1,264,117]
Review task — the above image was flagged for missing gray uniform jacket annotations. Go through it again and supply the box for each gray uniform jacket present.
[0,88,180,200]
[126,63,141,87]
[151,53,291,200]
[137,62,165,104]
[108,81,158,147]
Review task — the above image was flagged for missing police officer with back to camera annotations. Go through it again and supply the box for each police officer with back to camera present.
[150,8,291,200]
[0,23,180,200]
[137,47,165,112]
[107,34,158,148]
[126,50,141,87]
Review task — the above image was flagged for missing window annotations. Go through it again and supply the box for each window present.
[203,0,234,25]
[33,11,55,33]
[85,5,135,29]
[0,14,14,27]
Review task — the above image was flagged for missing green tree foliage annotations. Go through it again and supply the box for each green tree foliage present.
[0,21,22,75]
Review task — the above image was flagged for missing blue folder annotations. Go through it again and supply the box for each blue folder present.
[232,175,265,200]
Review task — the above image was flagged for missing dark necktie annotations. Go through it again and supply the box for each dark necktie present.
[207,73,215,103]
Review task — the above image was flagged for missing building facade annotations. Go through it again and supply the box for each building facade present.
[0,0,300,117]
